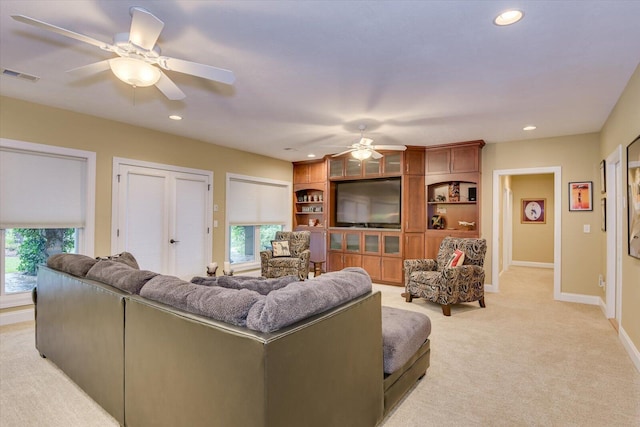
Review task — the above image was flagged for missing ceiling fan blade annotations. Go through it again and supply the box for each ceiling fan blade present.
[359,137,374,146]
[11,15,114,51]
[370,150,384,160]
[372,145,407,151]
[333,148,356,157]
[155,71,186,100]
[67,60,111,78]
[129,7,164,50]
[159,57,236,85]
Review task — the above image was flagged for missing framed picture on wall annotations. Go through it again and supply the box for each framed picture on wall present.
[521,198,546,224]
[601,198,607,232]
[568,181,593,211]
[628,135,640,259]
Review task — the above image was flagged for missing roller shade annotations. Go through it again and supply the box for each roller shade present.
[227,176,290,224]
[0,148,87,228]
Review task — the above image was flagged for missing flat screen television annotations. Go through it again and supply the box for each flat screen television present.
[334,177,401,229]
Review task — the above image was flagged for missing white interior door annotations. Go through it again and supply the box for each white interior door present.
[113,159,212,278]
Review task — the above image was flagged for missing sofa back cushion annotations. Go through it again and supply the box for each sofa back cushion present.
[86,260,158,295]
[190,275,299,295]
[47,253,97,277]
[246,267,372,333]
[141,275,264,327]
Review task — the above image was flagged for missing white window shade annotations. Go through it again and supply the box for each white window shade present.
[227,176,290,224]
[0,148,87,228]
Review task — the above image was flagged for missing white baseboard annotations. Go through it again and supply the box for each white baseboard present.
[619,326,640,373]
[0,307,34,326]
[556,292,600,306]
[511,260,554,269]
[484,283,496,293]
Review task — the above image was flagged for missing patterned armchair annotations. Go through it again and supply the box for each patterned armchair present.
[260,231,311,280]
[404,237,487,316]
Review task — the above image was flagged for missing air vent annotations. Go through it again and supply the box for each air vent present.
[2,68,40,82]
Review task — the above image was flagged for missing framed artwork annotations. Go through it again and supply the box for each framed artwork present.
[568,181,593,211]
[521,198,546,224]
[600,160,606,194]
[601,198,606,232]
[628,135,640,258]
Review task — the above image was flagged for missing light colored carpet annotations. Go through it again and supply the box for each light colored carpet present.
[0,266,638,426]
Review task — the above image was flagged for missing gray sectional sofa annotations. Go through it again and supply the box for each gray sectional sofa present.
[35,253,430,427]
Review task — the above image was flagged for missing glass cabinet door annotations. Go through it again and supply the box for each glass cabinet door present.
[363,232,380,255]
[383,153,402,174]
[382,233,401,256]
[364,158,381,176]
[345,158,362,176]
[329,232,344,251]
[329,159,344,178]
[345,232,361,252]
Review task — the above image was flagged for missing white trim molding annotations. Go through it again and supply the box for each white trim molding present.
[0,307,34,326]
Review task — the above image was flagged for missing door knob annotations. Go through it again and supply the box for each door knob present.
[170,239,180,244]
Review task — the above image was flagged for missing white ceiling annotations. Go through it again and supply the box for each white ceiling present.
[1,1,639,162]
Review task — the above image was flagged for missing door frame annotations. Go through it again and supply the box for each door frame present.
[491,167,562,296]
[111,157,213,267]
[605,146,622,322]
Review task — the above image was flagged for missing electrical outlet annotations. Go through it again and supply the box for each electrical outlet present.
[598,274,606,288]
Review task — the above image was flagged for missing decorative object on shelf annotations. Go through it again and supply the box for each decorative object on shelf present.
[431,215,445,229]
[309,219,318,227]
[436,194,446,202]
[627,134,640,259]
[468,187,477,201]
[223,261,233,276]
[458,221,475,230]
[448,182,460,202]
[521,199,546,223]
[568,181,593,211]
[206,262,218,277]
[303,195,308,202]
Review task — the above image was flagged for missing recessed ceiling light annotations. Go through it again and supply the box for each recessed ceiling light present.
[494,10,524,26]
[523,125,537,131]
[307,154,316,158]
[169,115,182,120]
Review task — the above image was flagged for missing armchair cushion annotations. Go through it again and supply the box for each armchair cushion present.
[271,240,291,257]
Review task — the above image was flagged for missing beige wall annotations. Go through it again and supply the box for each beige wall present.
[0,95,292,271]
[481,132,602,295]
[511,174,554,264]
[599,64,640,356]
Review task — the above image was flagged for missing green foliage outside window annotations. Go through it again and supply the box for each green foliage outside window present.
[14,228,75,275]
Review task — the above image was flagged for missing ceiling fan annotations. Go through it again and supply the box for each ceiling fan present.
[11,7,236,100]
[333,125,407,160]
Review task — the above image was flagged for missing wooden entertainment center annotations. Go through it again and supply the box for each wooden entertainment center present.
[293,140,484,285]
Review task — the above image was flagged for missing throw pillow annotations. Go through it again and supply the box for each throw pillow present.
[271,240,291,257]
[96,251,140,269]
[446,249,466,268]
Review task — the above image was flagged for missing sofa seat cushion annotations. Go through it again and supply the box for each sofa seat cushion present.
[140,275,264,327]
[246,267,372,333]
[86,260,158,294]
[190,275,299,295]
[47,253,98,277]
[381,306,431,374]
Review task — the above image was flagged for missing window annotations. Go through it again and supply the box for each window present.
[0,139,95,308]
[226,174,291,270]
[2,228,76,295]
[229,225,283,264]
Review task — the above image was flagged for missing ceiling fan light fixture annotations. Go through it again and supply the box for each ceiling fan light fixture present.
[109,57,161,87]
[352,149,372,160]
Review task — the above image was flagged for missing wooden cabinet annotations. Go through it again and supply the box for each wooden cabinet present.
[404,232,425,259]
[294,186,326,229]
[425,140,484,175]
[293,160,326,184]
[328,152,405,179]
[425,140,484,258]
[327,229,402,284]
[403,174,425,233]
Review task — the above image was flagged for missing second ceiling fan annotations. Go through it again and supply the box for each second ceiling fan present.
[333,125,407,160]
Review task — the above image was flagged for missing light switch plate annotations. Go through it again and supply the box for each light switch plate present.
[583,224,590,233]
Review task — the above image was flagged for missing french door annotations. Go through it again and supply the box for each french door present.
[112,159,212,278]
